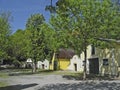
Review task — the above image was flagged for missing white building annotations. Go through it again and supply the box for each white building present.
[26,58,32,63]
[67,55,89,72]
[26,58,33,68]
[37,59,49,69]
[67,55,83,72]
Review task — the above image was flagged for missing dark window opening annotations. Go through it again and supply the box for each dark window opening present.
[91,45,95,55]
[103,59,109,66]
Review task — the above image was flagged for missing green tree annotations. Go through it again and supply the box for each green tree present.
[0,12,11,61]
[26,13,49,73]
[49,14,72,70]
[8,29,30,67]
[26,14,45,29]
[39,23,55,59]
[51,0,120,79]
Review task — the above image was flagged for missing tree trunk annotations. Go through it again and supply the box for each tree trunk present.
[32,62,34,73]
[83,47,87,80]
[34,61,37,72]
[32,59,37,73]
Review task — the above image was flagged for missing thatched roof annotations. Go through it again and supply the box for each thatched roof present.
[57,49,75,59]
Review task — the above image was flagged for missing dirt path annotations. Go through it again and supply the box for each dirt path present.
[0,74,80,90]
[0,71,120,90]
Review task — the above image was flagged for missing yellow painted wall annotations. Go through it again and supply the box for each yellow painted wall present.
[49,53,70,70]
[50,53,55,70]
[50,63,53,70]
[59,59,70,70]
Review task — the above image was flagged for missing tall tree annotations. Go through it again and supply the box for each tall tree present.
[0,12,11,61]
[51,0,120,79]
[8,29,30,67]
[26,13,47,73]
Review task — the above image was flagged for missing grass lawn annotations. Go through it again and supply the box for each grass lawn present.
[37,69,81,75]
[4,68,81,76]
[0,82,8,87]
[0,68,82,78]
[0,73,8,78]
[1,68,119,80]
[0,73,9,87]
[37,69,84,80]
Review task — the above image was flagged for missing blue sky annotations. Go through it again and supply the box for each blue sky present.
[0,0,58,32]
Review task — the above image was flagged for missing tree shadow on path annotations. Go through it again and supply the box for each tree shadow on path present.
[38,81,120,90]
[0,83,38,90]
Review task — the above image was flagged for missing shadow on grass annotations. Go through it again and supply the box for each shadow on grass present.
[0,83,38,90]
[63,73,116,80]
[62,73,83,80]
[8,72,34,76]
[8,69,55,76]
[86,74,115,80]
[37,70,54,73]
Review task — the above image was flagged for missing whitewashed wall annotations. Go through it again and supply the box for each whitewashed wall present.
[67,55,89,72]
[67,55,83,71]
[37,59,49,69]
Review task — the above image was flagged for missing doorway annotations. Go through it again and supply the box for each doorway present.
[89,58,99,74]
[42,64,45,69]
[74,63,77,71]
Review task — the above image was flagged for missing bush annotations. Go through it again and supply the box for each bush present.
[13,60,21,68]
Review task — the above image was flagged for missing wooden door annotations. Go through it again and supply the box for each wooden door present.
[89,58,99,74]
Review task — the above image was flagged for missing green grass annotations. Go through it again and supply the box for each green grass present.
[62,71,83,80]
[8,69,79,75]
[8,69,34,76]
[0,68,82,78]
[10,68,32,72]
[37,69,80,75]
[0,73,8,78]
[0,70,9,87]
[0,82,8,87]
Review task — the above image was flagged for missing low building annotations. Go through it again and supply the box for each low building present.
[80,44,119,76]
[50,49,75,70]
[26,58,32,68]
[37,59,49,69]
[67,55,84,72]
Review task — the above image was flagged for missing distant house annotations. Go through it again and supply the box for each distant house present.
[37,59,49,69]
[26,58,32,63]
[26,58,32,68]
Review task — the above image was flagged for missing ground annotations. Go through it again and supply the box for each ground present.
[0,69,120,90]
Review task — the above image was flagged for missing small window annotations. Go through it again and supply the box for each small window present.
[91,45,95,55]
[103,59,109,66]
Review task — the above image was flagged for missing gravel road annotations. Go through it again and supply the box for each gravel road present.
[0,72,120,90]
[0,74,80,90]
